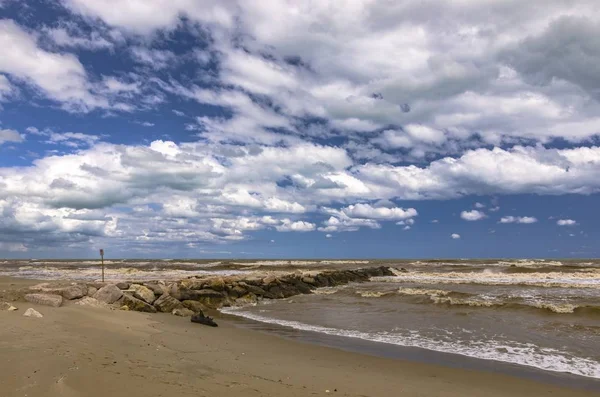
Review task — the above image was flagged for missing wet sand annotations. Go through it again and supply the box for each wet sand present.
[0,277,599,397]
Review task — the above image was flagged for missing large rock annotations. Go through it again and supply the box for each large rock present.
[119,294,157,313]
[23,308,43,318]
[116,282,130,290]
[238,282,267,297]
[281,277,312,294]
[314,274,331,287]
[234,293,258,306]
[74,297,109,309]
[60,285,87,300]
[28,282,86,299]
[24,293,63,307]
[129,284,156,304]
[144,282,168,296]
[262,275,279,286]
[172,308,194,317]
[181,300,206,314]
[194,289,229,308]
[93,285,123,304]
[267,286,285,299]
[180,279,205,290]
[207,277,225,291]
[169,284,225,302]
[87,286,98,296]
[243,277,264,286]
[153,294,184,313]
[227,285,248,299]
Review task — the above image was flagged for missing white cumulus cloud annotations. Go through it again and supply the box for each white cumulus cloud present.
[499,216,538,224]
[557,219,577,226]
[0,129,23,145]
[460,210,486,221]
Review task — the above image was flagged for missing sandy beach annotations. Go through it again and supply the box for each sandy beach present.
[0,277,598,397]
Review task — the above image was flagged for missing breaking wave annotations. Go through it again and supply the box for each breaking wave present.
[221,307,600,379]
[346,287,600,315]
[374,271,600,289]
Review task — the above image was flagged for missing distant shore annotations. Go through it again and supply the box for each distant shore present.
[1,276,599,397]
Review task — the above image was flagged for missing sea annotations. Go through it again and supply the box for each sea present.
[1,258,599,382]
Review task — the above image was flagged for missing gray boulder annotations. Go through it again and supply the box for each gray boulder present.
[93,285,123,304]
[129,284,156,304]
[119,294,157,313]
[234,293,258,306]
[60,285,87,300]
[74,297,109,309]
[144,282,168,296]
[238,282,267,297]
[116,282,130,290]
[153,294,184,313]
[181,300,206,314]
[190,289,229,308]
[169,284,224,302]
[227,285,248,299]
[24,293,63,307]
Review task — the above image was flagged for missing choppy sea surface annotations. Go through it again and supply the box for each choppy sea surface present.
[1,258,599,379]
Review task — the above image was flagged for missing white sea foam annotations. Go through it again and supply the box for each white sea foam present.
[222,307,600,379]
[0,266,247,281]
[312,286,347,295]
[396,287,452,297]
[394,287,598,313]
[373,272,600,289]
[356,291,392,298]
[230,260,371,267]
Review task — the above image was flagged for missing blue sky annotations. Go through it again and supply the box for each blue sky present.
[0,0,599,259]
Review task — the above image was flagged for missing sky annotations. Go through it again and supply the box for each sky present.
[0,0,599,259]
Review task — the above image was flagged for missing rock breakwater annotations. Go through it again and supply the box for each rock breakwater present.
[11,266,394,317]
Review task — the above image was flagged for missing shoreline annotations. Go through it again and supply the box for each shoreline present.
[223,310,600,391]
[1,303,598,397]
[2,276,599,396]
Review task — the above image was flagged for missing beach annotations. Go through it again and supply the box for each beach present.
[1,276,599,397]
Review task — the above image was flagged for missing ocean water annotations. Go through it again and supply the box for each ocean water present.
[222,259,600,380]
[1,258,599,379]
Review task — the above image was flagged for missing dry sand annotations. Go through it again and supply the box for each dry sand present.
[1,277,598,397]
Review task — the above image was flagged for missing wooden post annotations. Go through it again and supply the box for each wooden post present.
[100,248,104,283]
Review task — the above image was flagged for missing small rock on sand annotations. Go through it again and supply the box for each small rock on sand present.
[24,293,63,307]
[0,302,17,311]
[23,308,43,318]
[93,285,123,304]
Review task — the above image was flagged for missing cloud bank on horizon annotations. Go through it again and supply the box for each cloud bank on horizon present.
[0,0,598,257]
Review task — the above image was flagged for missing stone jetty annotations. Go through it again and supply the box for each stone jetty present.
[14,266,394,317]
